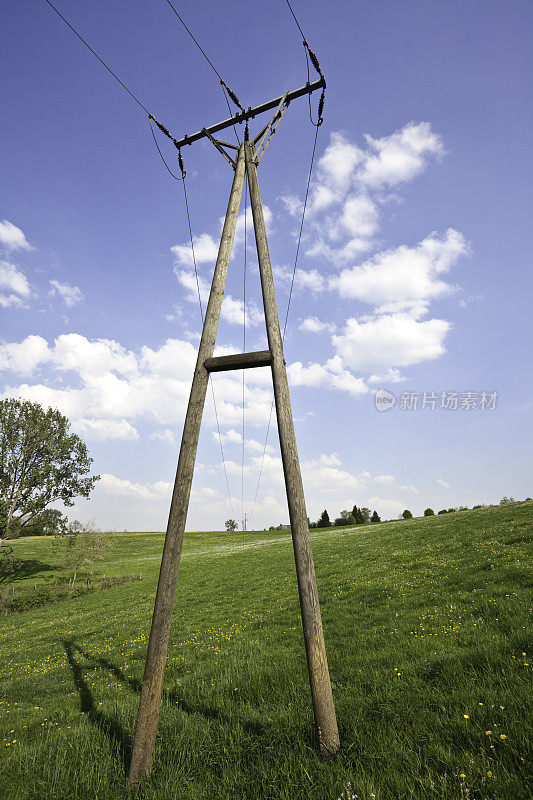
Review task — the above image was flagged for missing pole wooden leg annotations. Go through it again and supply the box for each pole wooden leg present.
[128,145,246,784]
[244,142,340,757]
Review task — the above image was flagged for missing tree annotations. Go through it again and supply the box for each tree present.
[371,510,381,523]
[402,509,413,519]
[55,519,112,587]
[360,508,371,523]
[347,514,356,525]
[499,496,515,505]
[225,519,238,531]
[437,509,448,514]
[0,399,99,546]
[352,505,366,524]
[317,509,330,528]
[14,508,69,538]
[424,508,435,516]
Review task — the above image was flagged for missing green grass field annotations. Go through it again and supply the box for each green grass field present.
[1,503,532,800]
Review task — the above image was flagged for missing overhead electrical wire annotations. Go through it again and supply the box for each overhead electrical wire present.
[249,126,320,526]
[249,1,325,527]
[43,0,151,115]
[43,0,238,518]
[180,172,237,520]
[241,177,248,537]
[161,0,245,143]
[44,0,325,530]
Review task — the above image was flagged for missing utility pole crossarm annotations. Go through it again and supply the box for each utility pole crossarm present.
[173,76,325,150]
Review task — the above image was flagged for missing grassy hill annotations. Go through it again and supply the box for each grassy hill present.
[0,503,531,800]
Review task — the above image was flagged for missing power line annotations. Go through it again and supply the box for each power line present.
[241,176,248,533]
[249,0,326,526]
[180,175,236,520]
[282,124,320,337]
[250,124,321,526]
[43,0,150,115]
[149,117,184,181]
[284,0,307,42]
[161,0,243,143]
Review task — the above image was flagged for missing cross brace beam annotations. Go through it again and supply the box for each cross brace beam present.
[204,350,272,373]
[173,76,325,150]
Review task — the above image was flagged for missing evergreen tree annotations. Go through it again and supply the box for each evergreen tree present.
[317,509,330,528]
[371,510,381,523]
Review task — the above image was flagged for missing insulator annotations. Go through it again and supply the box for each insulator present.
[318,90,325,122]
[155,119,172,139]
[227,87,243,110]
[178,151,185,176]
[308,48,322,76]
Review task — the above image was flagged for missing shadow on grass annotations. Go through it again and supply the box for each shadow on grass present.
[0,553,55,584]
[63,639,133,772]
[62,638,267,775]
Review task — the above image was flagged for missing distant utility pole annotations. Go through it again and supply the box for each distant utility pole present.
[242,512,247,545]
[128,76,339,785]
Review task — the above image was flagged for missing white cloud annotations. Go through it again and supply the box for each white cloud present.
[171,232,219,268]
[150,428,177,445]
[331,229,468,315]
[366,496,406,519]
[213,428,243,446]
[220,295,264,327]
[292,123,448,270]
[287,356,368,396]
[436,477,451,488]
[368,368,407,384]
[173,267,264,327]
[4,334,346,437]
[397,484,419,494]
[338,194,379,239]
[0,220,33,251]
[374,474,395,485]
[358,122,444,189]
[0,335,50,375]
[0,260,31,307]
[313,132,363,202]
[73,418,140,441]
[98,473,168,499]
[233,205,272,248]
[298,317,335,334]
[212,428,273,455]
[279,194,302,217]
[332,313,450,372]
[49,279,83,307]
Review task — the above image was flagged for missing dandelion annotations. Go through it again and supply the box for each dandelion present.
[485,730,492,735]
[463,714,469,719]
[460,773,466,778]
[500,734,507,739]
[487,771,492,777]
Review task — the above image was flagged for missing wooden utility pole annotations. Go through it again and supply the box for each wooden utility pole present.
[128,77,339,784]
[128,146,246,783]
[245,142,339,757]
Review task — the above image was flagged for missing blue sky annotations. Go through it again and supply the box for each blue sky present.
[1,0,532,530]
